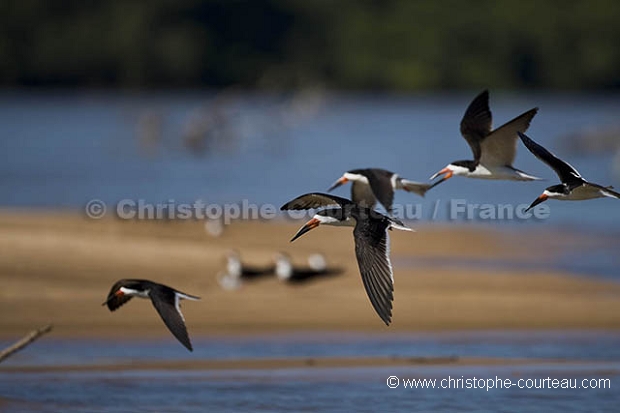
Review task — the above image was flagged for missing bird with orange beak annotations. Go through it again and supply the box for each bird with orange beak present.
[327,168,432,214]
[102,279,200,351]
[430,90,541,187]
[281,192,412,325]
[518,132,620,211]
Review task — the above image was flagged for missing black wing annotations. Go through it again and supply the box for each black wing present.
[518,132,582,184]
[364,169,395,212]
[150,287,194,351]
[351,181,377,209]
[460,90,492,163]
[352,216,394,326]
[480,108,538,167]
[103,279,134,311]
[280,192,353,211]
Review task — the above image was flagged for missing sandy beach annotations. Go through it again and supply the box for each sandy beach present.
[1,211,619,340]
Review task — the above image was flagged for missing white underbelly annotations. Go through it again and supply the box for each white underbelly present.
[563,185,606,200]
[472,166,535,181]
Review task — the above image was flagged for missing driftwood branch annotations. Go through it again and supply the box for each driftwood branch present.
[0,324,53,363]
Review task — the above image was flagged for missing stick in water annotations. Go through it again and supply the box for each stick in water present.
[0,324,53,363]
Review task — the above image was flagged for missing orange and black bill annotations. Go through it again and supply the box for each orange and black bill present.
[327,177,348,192]
[290,218,320,242]
[525,193,548,212]
[429,168,453,188]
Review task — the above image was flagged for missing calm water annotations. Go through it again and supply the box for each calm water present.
[395,233,620,280]
[1,91,620,231]
[1,331,619,412]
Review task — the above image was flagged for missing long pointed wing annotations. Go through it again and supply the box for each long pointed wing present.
[364,169,395,212]
[460,90,492,163]
[353,217,394,325]
[351,181,377,209]
[280,192,353,211]
[150,289,193,351]
[480,108,538,167]
[518,132,582,184]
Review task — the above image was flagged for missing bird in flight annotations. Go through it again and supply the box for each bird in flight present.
[518,132,620,211]
[103,279,200,351]
[430,90,541,186]
[328,168,433,213]
[281,192,413,325]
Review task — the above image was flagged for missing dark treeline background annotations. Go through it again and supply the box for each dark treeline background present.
[1,0,619,91]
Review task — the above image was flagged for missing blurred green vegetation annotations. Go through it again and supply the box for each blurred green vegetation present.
[1,0,619,90]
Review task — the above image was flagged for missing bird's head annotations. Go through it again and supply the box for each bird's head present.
[328,171,367,192]
[307,253,327,271]
[526,186,564,212]
[429,162,474,187]
[101,288,125,307]
[102,279,146,308]
[274,252,293,280]
[290,210,348,242]
[225,250,242,278]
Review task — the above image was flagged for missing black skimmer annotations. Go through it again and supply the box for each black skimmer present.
[328,168,433,213]
[274,252,343,283]
[518,132,620,210]
[102,279,200,351]
[280,193,412,325]
[307,252,328,271]
[217,250,276,291]
[204,217,225,237]
[224,250,275,279]
[430,90,541,186]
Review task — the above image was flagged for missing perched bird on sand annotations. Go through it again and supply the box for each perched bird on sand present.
[224,250,275,280]
[216,250,276,291]
[274,252,342,283]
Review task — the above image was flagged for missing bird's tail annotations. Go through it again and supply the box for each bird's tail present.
[512,169,544,181]
[388,217,415,232]
[176,291,201,301]
[400,179,433,197]
[602,185,620,199]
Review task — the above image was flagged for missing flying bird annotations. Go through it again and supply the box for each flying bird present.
[280,193,412,325]
[102,279,200,351]
[518,132,620,210]
[328,168,433,213]
[430,90,541,186]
